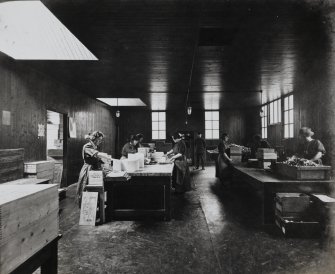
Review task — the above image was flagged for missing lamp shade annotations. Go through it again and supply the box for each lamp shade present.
[116,110,120,118]
[187,106,192,115]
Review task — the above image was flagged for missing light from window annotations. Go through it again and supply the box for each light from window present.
[269,98,281,125]
[205,111,219,139]
[261,105,268,139]
[284,95,294,138]
[152,112,166,140]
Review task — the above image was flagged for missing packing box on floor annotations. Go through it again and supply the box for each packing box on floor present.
[275,193,311,215]
[24,160,55,183]
[0,184,59,274]
[0,149,24,184]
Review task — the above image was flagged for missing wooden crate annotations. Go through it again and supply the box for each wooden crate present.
[275,163,331,180]
[275,193,311,218]
[0,184,59,274]
[0,149,24,184]
[24,161,55,183]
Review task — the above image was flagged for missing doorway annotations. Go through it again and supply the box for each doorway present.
[46,110,67,187]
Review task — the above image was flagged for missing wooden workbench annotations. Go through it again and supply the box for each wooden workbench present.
[232,165,335,224]
[104,164,174,221]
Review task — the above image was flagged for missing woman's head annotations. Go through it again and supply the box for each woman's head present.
[221,133,229,142]
[135,133,144,143]
[85,131,104,145]
[172,132,182,142]
[129,135,139,145]
[299,127,314,139]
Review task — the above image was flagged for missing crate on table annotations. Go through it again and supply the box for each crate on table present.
[0,184,59,274]
[275,163,331,180]
[24,160,55,183]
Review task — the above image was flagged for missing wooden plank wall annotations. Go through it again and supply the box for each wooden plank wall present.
[117,107,257,158]
[0,57,116,186]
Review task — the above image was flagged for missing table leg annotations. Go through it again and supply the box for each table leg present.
[40,239,58,274]
[99,191,105,224]
[164,178,171,221]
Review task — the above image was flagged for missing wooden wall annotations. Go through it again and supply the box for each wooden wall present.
[0,56,116,186]
[116,107,258,158]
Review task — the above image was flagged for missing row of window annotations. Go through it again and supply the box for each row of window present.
[152,94,294,141]
[151,111,219,140]
[262,94,294,139]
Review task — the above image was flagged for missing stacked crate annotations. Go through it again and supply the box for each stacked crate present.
[0,184,59,274]
[256,148,277,169]
[275,193,320,237]
[0,149,24,184]
[229,147,242,163]
[24,160,55,183]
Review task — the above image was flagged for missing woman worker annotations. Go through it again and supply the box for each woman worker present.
[216,133,233,183]
[135,133,144,149]
[77,131,110,205]
[120,134,140,159]
[166,132,191,193]
[296,127,326,164]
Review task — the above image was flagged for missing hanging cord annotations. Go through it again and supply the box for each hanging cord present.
[185,3,203,123]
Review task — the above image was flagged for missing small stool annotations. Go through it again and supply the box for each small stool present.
[85,184,105,225]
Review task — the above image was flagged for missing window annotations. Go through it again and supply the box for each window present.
[284,95,294,138]
[152,112,166,140]
[269,98,281,125]
[261,105,268,139]
[205,111,219,139]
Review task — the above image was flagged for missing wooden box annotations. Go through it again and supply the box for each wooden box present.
[275,214,320,237]
[275,193,311,218]
[0,184,59,274]
[275,163,331,180]
[24,160,55,183]
[0,149,24,184]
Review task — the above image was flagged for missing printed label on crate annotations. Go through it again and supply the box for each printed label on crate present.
[88,171,103,185]
[79,192,98,226]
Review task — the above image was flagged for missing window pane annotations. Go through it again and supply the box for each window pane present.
[159,131,166,140]
[152,121,159,130]
[269,103,273,124]
[284,111,288,124]
[278,99,281,122]
[289,95,293,109]
[284,125,289,138]
[205,121,212,130]
[158,112,166,121]
[212,130,219,139]
[205,130,212,139]
[284,97,289,110]
[152,112,158,121]
[289,110,293,123]
[265,129,267,139]
[205,112,212,120]
[159,121,165,130]
[212,111,219,120]
[152,131,159,139]
[262,105,267,116]
[212,121,219,129]
[289,124,294,138]
[274,101,278,123]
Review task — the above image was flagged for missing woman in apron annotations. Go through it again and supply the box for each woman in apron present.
[76,131,106,206]
[167,132,191,193]
[216,133,233,184]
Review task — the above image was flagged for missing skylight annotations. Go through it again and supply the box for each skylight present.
[0,1,97,60]
[97,98,147,107]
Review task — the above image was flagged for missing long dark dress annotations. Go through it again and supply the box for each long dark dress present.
[172,140,191,193]
[216,140,232,181]
[76,142,102,205]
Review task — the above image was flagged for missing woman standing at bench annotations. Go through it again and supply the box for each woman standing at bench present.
[76,131,108,206]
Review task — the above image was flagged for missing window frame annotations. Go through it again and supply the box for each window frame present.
[261,105,268,139]
[205,110,220,140]
[151,111,166,140]
[283,94,294,139]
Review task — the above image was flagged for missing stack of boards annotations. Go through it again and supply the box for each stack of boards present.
[0,184,59,274]
[0,149,24,184]
[256,148,277,169]
[24,160,55,183]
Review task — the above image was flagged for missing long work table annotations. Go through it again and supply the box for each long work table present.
[232,165,335,224]
[104,163,174,221]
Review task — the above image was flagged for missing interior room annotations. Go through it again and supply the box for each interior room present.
[0,0,335,273]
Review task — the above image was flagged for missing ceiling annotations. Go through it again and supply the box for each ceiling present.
[18,0,331,110]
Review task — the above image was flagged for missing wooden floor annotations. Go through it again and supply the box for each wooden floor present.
[51,166,335,274]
